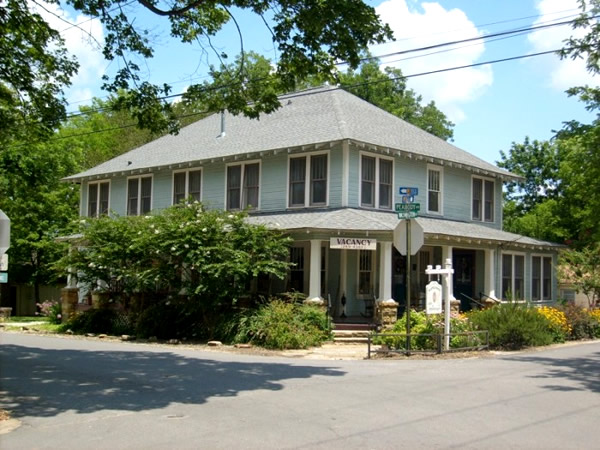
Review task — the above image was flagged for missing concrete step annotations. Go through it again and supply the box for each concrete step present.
[333,337,370,344]
[332,330,372,343]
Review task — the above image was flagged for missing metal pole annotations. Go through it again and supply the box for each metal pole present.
[406,219,411,354]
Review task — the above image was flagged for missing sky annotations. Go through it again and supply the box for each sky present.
[37,0,598,166]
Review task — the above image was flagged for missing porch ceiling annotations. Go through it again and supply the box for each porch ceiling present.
[247,208,563,251]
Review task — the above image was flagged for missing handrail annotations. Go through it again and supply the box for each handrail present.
[479,292,501,303]
[460,292,486,309]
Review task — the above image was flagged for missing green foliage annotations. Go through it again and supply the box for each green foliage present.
[338,57,454,140]
[135,299,204,340]
[558,244,600,308]
[560,303,600,340]
[234,300,330,350]
[35,300,62,325]
[60,202,291,332]
[468,303,554,350]
[0,0,78,144]
[65,309,134,335]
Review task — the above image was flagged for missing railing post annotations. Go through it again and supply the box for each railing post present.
[367,334,371,359]
[437,333,443,354]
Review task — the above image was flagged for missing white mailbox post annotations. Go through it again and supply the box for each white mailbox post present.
[425,258,454,350]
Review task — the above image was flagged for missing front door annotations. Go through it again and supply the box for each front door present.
[453,250,476,311]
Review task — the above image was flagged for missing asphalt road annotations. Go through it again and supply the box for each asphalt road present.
[1,332,599,449]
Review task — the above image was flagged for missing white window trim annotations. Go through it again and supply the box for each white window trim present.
[359,151,395,210]
[471,175,495,223]
[531,254,553,302]
[224,159,261,211]
[426,164,443,215]
[126,174,153,216]
[286,150,330,208]
[87,179,111,217]
[171,168,203,205]
[501,252,526,300]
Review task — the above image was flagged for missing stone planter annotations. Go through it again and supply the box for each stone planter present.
[91,291,110,309]
[61,287,79,323]
[0,307,12,321]
[376,300,399,328]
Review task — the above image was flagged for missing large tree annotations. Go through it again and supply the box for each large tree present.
[1,0,393,140]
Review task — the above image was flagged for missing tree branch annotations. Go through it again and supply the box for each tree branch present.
[137,0,208,17]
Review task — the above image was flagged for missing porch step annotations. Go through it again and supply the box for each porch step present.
[332,329,372,343]
[332,322,378,331]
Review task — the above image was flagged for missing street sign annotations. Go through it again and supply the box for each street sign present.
[0,272,7,284]
[399,187,418,196]
[395,203,420,213]
[0,209,9,256]
[393,219,424,256]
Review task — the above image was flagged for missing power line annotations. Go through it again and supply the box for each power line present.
[23,47,561,148]
[63,15,580,119]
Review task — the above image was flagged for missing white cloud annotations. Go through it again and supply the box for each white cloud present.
[528,0,597,90]
[29,1,106,105]
[373,0,493,123]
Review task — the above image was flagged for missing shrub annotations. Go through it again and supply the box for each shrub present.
[135,299,205,340]
[559,304,600,340]
[36,300,62,324]
[235,300,330,350]
[537,306,570,343]
[468,303,554,350]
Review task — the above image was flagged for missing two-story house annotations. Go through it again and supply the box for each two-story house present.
[64,86,562,319]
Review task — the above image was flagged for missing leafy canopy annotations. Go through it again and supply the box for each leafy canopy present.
[1,0,393,139]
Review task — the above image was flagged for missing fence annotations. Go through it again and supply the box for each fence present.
[367,330,489,358]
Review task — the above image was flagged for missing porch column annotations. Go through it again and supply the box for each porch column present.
[307,239,323,303]
[442,245,455,300]
[484,249,497,299]
[378,241,393,301]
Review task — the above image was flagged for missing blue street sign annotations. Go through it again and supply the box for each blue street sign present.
[401,195,415,204]
[399,187,418,196]
[0,272,7,283]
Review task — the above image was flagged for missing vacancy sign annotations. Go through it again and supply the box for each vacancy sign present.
[330,237,377,250]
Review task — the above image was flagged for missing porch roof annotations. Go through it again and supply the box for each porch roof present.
[247,208,563,251]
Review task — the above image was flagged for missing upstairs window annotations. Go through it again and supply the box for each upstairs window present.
[88,181,110,217]
[532,255,552,301]
[361,154,393,209]
[127,176,152,216]
[227,162,259,210]
[427,165,442,214]
[289,153,328,207]
[173,169,202,204]
[472,177,494,222]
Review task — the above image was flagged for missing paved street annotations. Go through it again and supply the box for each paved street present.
[1,332,599,449]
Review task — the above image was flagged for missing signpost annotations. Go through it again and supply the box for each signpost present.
[0,210,9,286]
[425,260,455,350]
[392,187,423,353]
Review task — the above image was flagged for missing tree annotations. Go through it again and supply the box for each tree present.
[0,140,80,302]
[338,58,454,140]
[1,0,393,139]
[0,0,78,145]
[559,243,600,309]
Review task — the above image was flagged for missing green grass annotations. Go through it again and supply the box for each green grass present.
[7,316,50,323]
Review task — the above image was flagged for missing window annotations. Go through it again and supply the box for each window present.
[427,166,442,214]
[288,153,328,207]
[532,255,552,301]
[88,181,109,217]
[173,169,202,204]
[227,162,259,210]
[127,176,152,216]
[502,253,525,300]
[358,250,374,296]
[361,154,393,209]
[289,246,305,293]
[472,177,495,222]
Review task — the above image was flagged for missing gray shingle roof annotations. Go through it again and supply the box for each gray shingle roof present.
[65,86,516,181]
[246,208,562,250]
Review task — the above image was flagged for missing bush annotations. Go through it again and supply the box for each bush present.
[66,309,122,335]
[468,303,554,350]
[36,300,62,324]
[559,304,600,340]
[135,299,205,340]
[234,300,330,350]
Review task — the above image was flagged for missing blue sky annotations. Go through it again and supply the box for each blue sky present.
[40,0,598,165]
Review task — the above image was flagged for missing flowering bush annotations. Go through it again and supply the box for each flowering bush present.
[36,300,62,324]
[560,304,600,340]
[538,306,570,342]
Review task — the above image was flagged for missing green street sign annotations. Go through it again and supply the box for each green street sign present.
[397,212,418,220]
[0,272,7,283]
[395,203,420,213]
